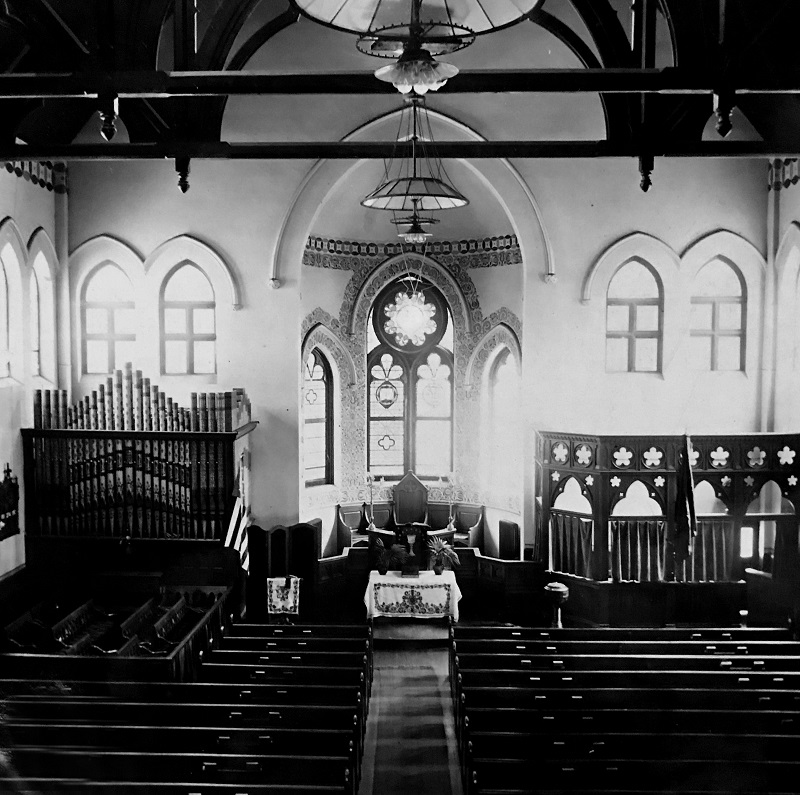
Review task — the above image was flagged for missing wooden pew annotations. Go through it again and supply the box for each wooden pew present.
[462,706,800,734]
[207,649,369,667]
[5,699,363,732]
[451,626,793,641]
[0,678,363,708]
[8,783,345,794]
[219,636,371,652]
[453,652,800,671]
[459,685,800,710]
[6,749,356,793]
[464,731,800,761]
[469,757,800,794]
[453,638,800,656]
[226,623,371,638]
[454,668,800,690]
[7,721,356,757]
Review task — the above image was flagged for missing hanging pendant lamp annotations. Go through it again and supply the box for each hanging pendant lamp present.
[361,94,468,212]
[292,0,541,93]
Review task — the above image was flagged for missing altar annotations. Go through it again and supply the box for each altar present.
[364,570,462,622]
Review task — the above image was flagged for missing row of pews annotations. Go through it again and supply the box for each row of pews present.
[451,624,800,795]
[0,621,372,793]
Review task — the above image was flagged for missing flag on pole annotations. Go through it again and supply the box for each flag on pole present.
[674,434,697,561]
[225,496,250,573]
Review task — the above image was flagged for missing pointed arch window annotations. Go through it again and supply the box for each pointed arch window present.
[367,277,453,478]
[82,263,136,374]
[29,271,40,376]
[606,260,663,373]
[30,253,56,382]
[487,347,521,491]
[0,257,8,379]
[161,263,216,375]
[690,259,745,371]
[303,349,334,486]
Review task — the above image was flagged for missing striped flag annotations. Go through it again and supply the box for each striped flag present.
[225,497,250,573]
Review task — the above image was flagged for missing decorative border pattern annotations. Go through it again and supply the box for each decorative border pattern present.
[2,161,67,194]
[768,158,799,192]
[304,234,521,270]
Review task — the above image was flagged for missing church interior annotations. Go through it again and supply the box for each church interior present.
[2,0,800,792]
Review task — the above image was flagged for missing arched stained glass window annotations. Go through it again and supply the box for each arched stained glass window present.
[303,349,333,486]
[82,263,136,374]
[161,263,216,374]
[690,259,745,371]
[606,260,663,373]
[367,276,453,478]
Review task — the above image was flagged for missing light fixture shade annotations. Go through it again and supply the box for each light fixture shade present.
[374,51,458,94]
[292,0,542,37]
[362,176,468,210]
[394,211,438,243]
[357,21,474,58]
[362,95,468,214]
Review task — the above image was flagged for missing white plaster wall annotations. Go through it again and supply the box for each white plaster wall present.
[68,159,312,528]
[518,157,767,437]
[0,169,58,576]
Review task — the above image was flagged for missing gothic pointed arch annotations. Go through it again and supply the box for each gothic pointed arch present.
[144,235,242,310]
[274,104,551,290]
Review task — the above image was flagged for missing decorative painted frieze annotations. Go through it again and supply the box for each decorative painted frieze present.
[768,158,799,192]
[2,161,67,193]
[303,234,521,270]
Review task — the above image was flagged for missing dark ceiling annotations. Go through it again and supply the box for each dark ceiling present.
[0,0,797,160]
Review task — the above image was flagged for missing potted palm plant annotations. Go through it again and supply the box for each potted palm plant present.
[373,537,409,575]
[427,536,460,575]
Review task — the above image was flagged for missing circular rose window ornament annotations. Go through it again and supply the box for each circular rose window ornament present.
[373,277,448,353]
[384,290,437,347]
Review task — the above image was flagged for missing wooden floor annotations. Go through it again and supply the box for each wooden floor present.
[359,640,463,795]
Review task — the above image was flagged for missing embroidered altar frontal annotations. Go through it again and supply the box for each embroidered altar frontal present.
[365,570,462,621]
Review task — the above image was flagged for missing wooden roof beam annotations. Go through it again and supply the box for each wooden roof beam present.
[1,68,800,98]
[0,140,796,160]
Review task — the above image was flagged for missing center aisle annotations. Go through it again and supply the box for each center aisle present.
[358,638,464,794]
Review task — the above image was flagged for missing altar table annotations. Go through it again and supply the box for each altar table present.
[364,570,462,622]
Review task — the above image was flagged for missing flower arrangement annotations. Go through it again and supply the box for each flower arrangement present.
[427,536,460,574]
[374,537,409,574]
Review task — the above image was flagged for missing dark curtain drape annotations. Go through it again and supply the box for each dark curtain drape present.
[674,517,736,582]
[550,510,594,579]
[610,518,667,582]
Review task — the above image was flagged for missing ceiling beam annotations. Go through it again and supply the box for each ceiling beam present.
[0,140,794,160]
[1,68,800,99]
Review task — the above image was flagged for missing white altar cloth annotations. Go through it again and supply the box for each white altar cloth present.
[364,570,462,621]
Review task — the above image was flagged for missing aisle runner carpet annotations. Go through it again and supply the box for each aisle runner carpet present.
[360,650,462,794]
